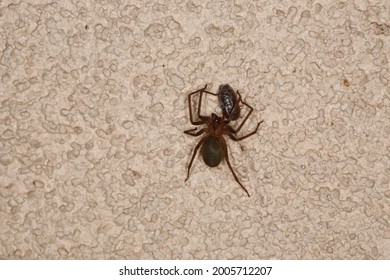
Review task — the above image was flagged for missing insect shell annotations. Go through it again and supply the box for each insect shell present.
[217,84,240,121]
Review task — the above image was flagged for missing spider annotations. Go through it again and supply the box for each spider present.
[184,84,263,197]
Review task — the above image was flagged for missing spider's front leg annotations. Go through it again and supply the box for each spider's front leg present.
[187,84,219,125]
[229,91,254,133]
[187,85,208,125]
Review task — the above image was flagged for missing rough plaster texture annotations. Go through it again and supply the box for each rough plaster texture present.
[0,0,389,259]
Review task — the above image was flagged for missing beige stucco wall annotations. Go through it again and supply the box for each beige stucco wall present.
[0,0,389,259]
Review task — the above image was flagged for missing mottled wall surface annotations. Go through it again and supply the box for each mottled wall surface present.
[0,0,389,259]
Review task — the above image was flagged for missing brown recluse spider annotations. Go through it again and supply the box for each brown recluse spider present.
[184,84,263,197]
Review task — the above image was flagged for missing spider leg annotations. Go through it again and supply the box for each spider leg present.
[185,137,206,182]
[184,128,206,137]
[203,90,218,96]
[228,91,254,134]
[188,84,208,95]
[187,84,220,125]
[227,120,263,141]
[227,89,242,121]
[220,137,250,197]
[188,85,208,125]
[195,85,219,119]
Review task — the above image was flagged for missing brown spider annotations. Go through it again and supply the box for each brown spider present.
[184,84,263,197]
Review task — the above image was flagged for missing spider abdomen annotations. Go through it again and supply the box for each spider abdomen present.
[201,136,223,167]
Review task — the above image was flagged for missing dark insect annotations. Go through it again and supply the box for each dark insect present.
[184,84,263,197]
[217,84,240,120]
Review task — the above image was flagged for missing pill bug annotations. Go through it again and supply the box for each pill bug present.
[217,84,240,121]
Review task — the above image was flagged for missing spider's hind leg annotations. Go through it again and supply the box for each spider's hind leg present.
[185,137,206,182]
[220,137,250,197]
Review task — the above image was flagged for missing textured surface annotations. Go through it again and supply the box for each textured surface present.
[0,0,389,259]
